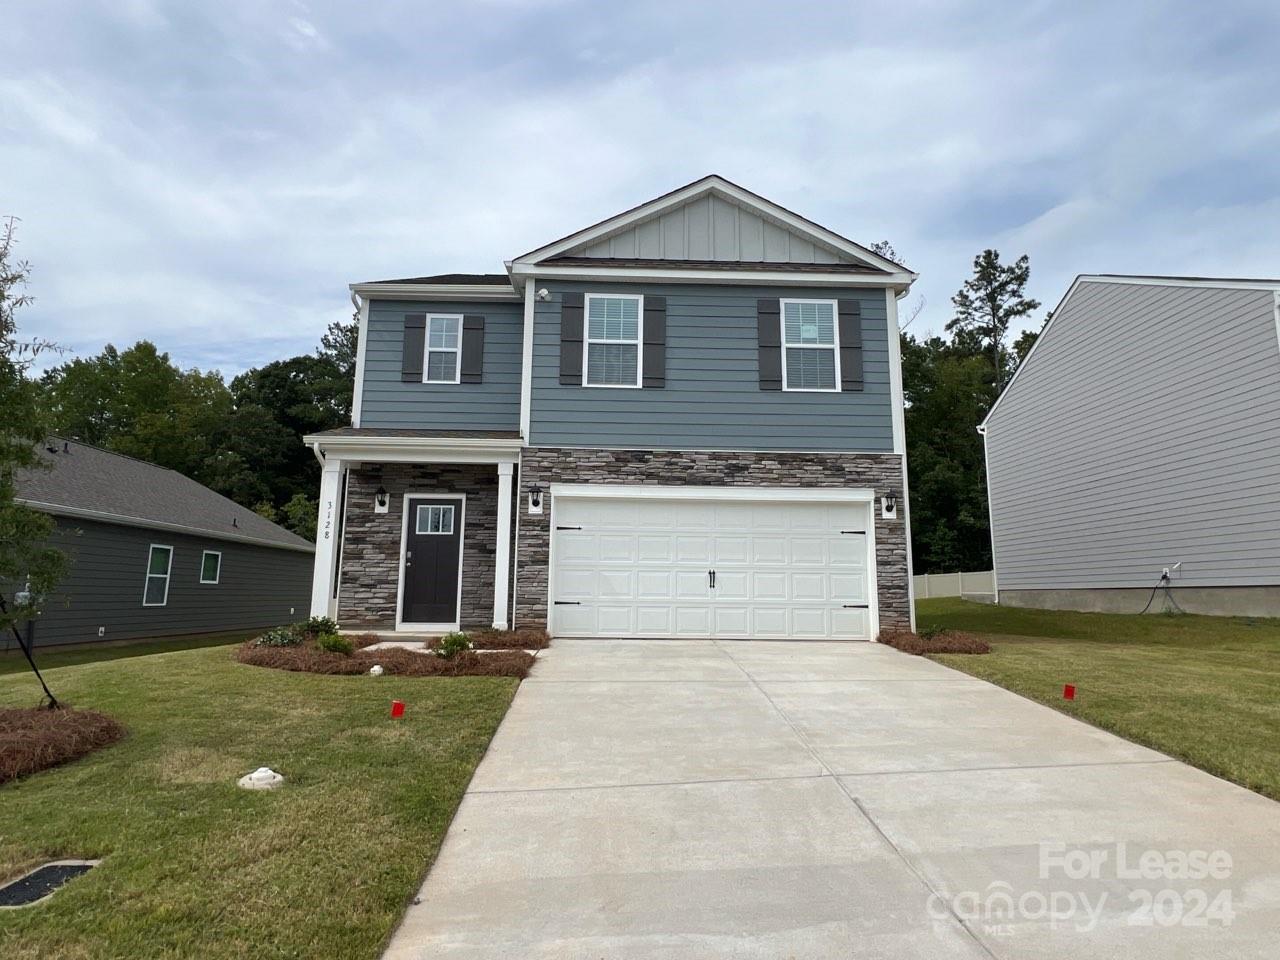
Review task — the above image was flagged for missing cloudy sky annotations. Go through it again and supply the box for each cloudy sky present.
[4,0,1278,376]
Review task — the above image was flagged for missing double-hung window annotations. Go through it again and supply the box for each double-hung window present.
[424,315,461,383]
[781,299,840,391]
[584,294,642,387]
[143,544,173,607]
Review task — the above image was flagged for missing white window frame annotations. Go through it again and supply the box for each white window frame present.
[582,293,644,389]
[143,544,173,607]
[780,298,842,393]
[423,314,462,384]
[415,503,456,535]
[199,550,222,584]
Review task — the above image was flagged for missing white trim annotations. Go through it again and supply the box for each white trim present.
[885,291,907,456]
[304,435,521,466]
[423,314,463,384]
[1273,292,1280,356]
[512,176,912,278]
[981,429,999,605]
[548,483,876,503]
[414,503,456,535]
[310,458,345,617]
[396,493,466,633]
[582,292,644,388]
[493,462,514,629]
[1077,274,1280,292]
[350,283,520,301]
[199,550,222,585]
[17,499,315,554]
[509,262,914,291]
[545,486,879,640]
[351,293,369,427]
[779,298,841,392]
[519,281,535,440]
[142,543,173,607]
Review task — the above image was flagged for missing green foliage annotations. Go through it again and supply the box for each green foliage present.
[37,319,358,542]
[945,249,1041,395]
[315,633,354,656]
[299,616,339,641]
[436,631,472,659]
[0,216,69,632]
[253,626,302,648]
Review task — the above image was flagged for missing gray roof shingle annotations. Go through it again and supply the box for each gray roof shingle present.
[15,440,315,552]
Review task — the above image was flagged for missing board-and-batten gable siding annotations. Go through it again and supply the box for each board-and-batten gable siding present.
[529,281,894,451]
[576,193,849,264]
[359,298,522,430]
[985,280,1280,590]
[21,518,312,646]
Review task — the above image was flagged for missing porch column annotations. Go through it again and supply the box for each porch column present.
[310,457,344,618]
[493,461,514,629]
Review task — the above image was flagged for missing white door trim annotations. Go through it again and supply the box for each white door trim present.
[396,492,467,633]
[546,486,879,640]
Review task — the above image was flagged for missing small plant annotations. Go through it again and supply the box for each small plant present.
[435,631,472,659]
[254,626,302,648]
[315,633,354,656]
[298,616,339,642]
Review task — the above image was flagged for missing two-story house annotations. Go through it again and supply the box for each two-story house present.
[304,176,917,640]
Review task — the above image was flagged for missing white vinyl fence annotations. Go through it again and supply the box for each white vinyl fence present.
[913,570,995,599]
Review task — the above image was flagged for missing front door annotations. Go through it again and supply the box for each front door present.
[400,497,464,628]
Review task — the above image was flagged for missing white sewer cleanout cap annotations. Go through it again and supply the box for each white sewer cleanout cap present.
[237,767,283,790]
[369,664,384,676]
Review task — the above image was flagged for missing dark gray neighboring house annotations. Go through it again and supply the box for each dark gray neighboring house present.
[7,440,314,648]
[981,275,1280,616]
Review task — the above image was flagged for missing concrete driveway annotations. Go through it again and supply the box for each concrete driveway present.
[384,639,1280,959]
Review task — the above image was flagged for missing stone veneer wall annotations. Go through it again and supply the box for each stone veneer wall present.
[338,463,515,630]
[514,447,910,634]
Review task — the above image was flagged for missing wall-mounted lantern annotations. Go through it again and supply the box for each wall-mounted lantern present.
[374,485,389,514]
[881,490,899,520]
[528,483,545,515]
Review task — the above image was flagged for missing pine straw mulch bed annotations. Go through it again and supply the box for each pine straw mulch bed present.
[431,628,550,651]
[0,707,126,785]
[878,629,991,656]
[236,642,536,678]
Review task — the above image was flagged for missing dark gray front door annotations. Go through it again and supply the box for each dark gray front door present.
[401,497,463,626]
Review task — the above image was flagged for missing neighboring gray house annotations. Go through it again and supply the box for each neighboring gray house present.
[305,175,918,640]
[981,274,1280,616]
[8,440,314,647]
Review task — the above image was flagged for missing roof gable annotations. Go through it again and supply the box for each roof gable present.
[512,175,910,277]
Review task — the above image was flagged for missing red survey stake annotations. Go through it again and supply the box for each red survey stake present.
[390,699,405,718]
[1063,684,1076,701]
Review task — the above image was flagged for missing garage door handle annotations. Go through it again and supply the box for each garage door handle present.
[556,525,582,531]
[553,601,581,606]
[843,604,869,609]
[840,530,866,535]
[708,570,716,588]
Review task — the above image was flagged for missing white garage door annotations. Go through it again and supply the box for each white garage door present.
[549,491,876,640]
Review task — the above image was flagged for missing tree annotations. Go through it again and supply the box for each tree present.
[901,334,994,573]
[0,216,68,705]
[317,316,358,421]
[946,250,1041,398]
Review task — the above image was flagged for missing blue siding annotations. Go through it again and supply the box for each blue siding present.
[359,298,522,430]
[529,282,895,451]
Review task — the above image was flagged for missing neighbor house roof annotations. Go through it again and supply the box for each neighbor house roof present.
[363,273,512,286]
[15,440,315,553]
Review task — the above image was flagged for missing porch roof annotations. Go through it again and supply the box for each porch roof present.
[303,427,522,465]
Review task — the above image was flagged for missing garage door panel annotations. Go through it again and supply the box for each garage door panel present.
[550,496,876,640]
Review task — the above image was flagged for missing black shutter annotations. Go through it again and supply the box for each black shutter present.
[757,298,781,390]
[460,315,485,383]
[401,314,425,382]
[838,299,864,392]
[642,296,666,388]
[559,292,584,385]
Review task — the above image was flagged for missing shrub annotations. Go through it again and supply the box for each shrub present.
[436,631,472,659]
[466,627,551,650]
[298,616,339,642]
[254,626,302,648]
[315,633,354,656]
[879,629,990,656]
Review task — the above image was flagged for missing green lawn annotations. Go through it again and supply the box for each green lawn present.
[919,597,1280,801]
[0,643,517,960]
[0,630,260,676]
